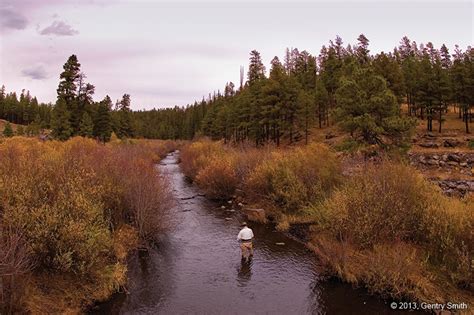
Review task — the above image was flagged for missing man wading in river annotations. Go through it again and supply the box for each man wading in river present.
[237,222,254,262]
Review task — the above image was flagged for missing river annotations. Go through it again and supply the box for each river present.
[91,151,410,314]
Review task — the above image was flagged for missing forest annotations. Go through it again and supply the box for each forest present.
[1,35,473,144]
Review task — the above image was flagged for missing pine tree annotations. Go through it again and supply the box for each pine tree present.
[116,94,134,138]
[356,34,370,64]
[93,96,113,142]
[334,67,414,144]
[3,122,13,137]
[247,50,266,84]
[315,79,329,128]
[296,90,314,144]
[51,98,73,141]
[79,112,94,137]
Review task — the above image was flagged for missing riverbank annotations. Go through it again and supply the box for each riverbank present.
[91,151,413,314]
[0,137,177,313]
[180,140,474,312]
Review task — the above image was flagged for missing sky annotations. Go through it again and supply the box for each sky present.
[0,0,472,110]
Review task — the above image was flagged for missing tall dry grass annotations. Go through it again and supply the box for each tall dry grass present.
[0,136,175,313]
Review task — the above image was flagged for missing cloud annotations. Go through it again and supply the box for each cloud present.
[0,8,28,30]
[21,65,48,80]
[39,20,78,36]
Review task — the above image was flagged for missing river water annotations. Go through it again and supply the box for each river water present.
[92,152,410,314]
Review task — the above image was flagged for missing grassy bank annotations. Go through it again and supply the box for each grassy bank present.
[0,137,177,313]
[180,140,473,308]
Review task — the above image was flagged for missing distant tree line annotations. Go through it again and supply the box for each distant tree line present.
[3,35,473,143]
[140,35,474,145]
[0,86,53,136]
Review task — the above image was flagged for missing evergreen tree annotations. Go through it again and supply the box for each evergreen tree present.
[315,79,329,128]
[247,50,266,84]
[3,122,13,137]
[79,112,94,137]
[355,34,370,64]
[334,67,414,144]
[51,98,73,141]
[93,96,113,142]
[115,94,134,138]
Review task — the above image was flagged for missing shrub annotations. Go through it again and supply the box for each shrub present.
[309,237,441,302]
[309,162,474,303]
[310,162,433,248]
[468,139,474,149]
[0,137,173,312]
[247,144,341,214]
[180,140,225,180]
[195,156,239,200]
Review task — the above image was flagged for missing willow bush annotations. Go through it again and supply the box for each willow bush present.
[0,137,174,313]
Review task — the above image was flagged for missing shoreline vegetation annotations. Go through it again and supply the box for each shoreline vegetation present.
[180,140,473,309]
[1,34,473,313]
[0,137,177,313]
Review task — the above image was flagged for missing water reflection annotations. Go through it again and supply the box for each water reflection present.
[237,258,253,286]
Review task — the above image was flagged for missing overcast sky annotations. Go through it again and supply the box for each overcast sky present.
[0,0,472,110]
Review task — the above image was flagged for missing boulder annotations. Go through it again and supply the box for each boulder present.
[242,208,267,223]
[426,159,439,166]
[443,139,461,148]
[447,154,461,163]
[419,142,439,148]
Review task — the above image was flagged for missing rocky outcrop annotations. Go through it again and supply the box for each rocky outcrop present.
[432,179,474,197]
[409,152,474,176]
[408,152,474,196]
[242,208,267,223]
[443,138,462,148]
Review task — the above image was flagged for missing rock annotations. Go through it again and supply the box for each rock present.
[439,161,446,166]
[226,209,235,213]
[225,217,232,220]
[447,154,461,162]
[227,200,233,204]
[237,202,244,207]
[467,182,474,191]
[443,139,461,148]
[447,161,459,167]
[442,154,448,161]
[419,142,439,148]
[242,208,267,223]
[426,159,439,166]
[432,155,439,160]
[221,205,226,209]
[275,242,285,246]
[447,182,457,189]
[460,162,468,167]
